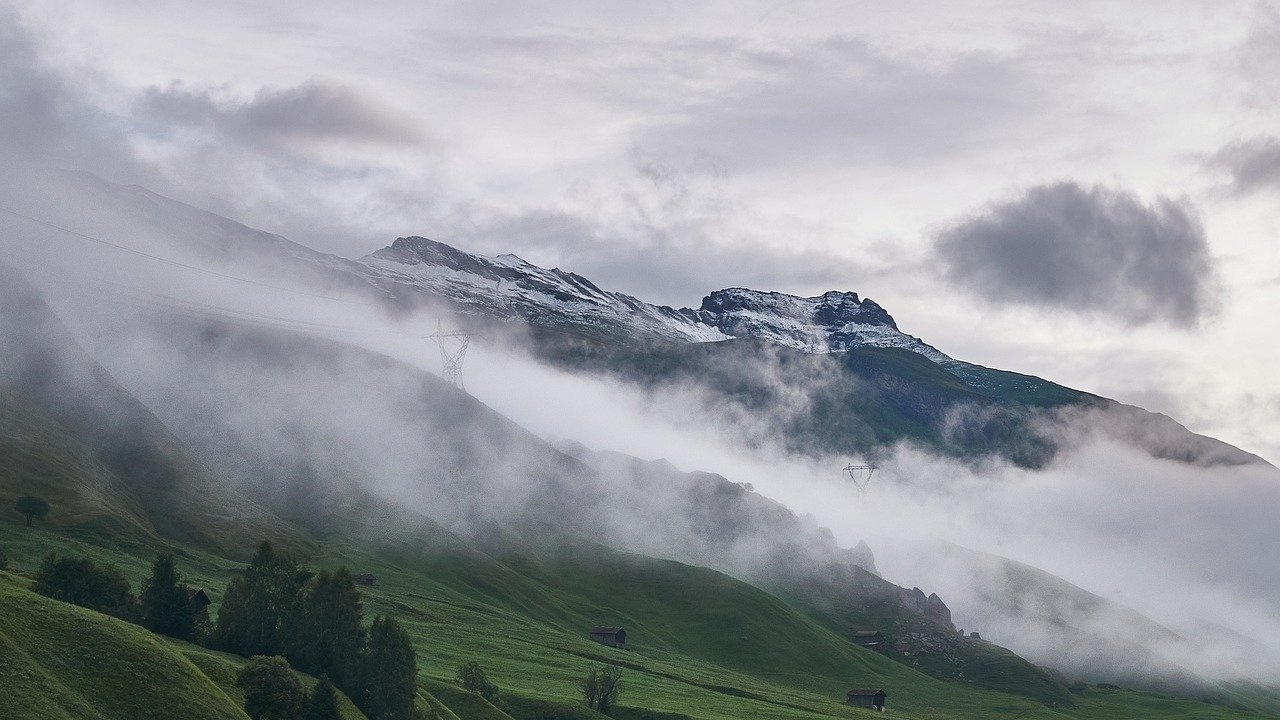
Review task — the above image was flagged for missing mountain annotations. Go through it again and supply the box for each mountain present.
[11,171,1265,469]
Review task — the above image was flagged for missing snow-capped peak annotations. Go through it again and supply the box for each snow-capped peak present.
[356,237,949,361]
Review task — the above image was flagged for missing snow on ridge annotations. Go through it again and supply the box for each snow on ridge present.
[358,239,947,361]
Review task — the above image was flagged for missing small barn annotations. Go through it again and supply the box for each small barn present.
[853,629,884,647]
[846,689,886,711]
[186,587,211,611]
[589,626,627,648]
[355,573,378,587]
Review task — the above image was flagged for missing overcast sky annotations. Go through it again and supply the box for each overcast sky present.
[3,0,1280,462]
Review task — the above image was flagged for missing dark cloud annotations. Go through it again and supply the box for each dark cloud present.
[138,81,423,147]
[932,182,1217,327]
[1208,136,1280,196]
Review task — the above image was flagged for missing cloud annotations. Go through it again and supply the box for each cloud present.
[0,7,140,178]
[1208,135,1280,196]
[138,80,424,147]
[932,181,1217,327]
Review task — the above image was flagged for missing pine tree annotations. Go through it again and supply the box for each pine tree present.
[287,568,365,688]
[359,615,419,720]
[214,541,309,657]
[140,554,196,640]
[302,675,343,720]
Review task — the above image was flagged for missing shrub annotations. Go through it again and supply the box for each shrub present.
[456,660,499,702]
[237,655,305,720]
[32,551,136,619]
[581,663,622,715]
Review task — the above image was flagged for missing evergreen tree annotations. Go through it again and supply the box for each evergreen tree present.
[237,655,304,720]
[359,615,419,720]
[14,495,50,526]
[140,554,196,640]
[287,568,365,688]
[214,541,309,656]
[303,675,343,720]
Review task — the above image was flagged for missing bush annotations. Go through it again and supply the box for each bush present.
[237,655,305,720]
[456,660,499,702]
[32,551,136,619]
[581,663,622,715]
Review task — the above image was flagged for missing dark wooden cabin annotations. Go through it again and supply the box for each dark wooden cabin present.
[853,629,884,647]
[355,573,378,587]
[186,587,212,611]
[846,688,886,711]
[589,626,627,648]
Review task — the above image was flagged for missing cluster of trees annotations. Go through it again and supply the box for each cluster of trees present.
[236,656,343,720]
[214,541,421,720]
[31,551,209,640]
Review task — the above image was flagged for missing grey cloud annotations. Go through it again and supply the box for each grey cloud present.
[0,9,141,178]
[139,81,424,147]
[1209,136,1280,196]
[932,182,1217,327]
[634,38,1041,171]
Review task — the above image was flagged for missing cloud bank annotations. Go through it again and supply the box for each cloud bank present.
[933,182,1218,327]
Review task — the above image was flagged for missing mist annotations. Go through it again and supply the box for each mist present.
[3,169,1280,694]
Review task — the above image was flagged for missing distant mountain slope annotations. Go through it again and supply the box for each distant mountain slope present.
[10,171,1267,470]
[0,264,285,549]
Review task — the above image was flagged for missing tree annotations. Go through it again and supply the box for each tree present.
[286,568,365,688]
[32,551,136,619]
[237,655,305,720]
[14,495,50,527]
[359,614,419,720]
[456,661,498,702]
[140,554,197,640]
[303,675,343,720]
[214,541,309,657]
[0,545,7,570]
[581,663,622,715]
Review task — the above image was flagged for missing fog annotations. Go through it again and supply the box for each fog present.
[3,171,1280,690]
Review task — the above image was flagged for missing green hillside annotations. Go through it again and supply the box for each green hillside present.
[1,269,1275,720]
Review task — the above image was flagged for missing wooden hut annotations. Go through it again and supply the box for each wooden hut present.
[186,587,212,611]
[355,573,378,587]
[846,688,886,711]
[853,629,884,647]
[589,626,627,648]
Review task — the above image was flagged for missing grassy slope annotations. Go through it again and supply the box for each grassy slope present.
[7,512,1273,720]
[0,569,376,720]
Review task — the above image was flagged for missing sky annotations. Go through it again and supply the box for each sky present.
[2,0,1280,462]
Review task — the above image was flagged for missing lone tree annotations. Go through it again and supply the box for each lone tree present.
[237,655,305,720]
[456,661,498,702]
[359,615,419,720]
[581,663,622,715]
[15,495,50,527]
[140,553,198,641]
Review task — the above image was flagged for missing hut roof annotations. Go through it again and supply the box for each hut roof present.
[846,688,886,697]
[590,626,625,633]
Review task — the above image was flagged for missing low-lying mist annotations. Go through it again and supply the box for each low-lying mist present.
[3,171,1279,690]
